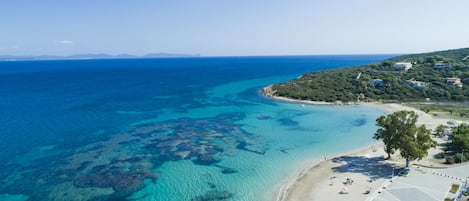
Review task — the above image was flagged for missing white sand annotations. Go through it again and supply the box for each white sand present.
[267,91,468,201]
[361,102,458,130]
[279,143,393,201]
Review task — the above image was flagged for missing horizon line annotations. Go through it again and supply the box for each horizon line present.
[0,53,404,62]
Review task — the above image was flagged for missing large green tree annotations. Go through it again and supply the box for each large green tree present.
[373,110,418,159]
[373,110,437,167]
[400,125,437,167]
[373,115,398,159]
[447,124,469,152]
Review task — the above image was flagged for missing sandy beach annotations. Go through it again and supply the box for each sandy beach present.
[280,143,394,201]
[265,86,468,201]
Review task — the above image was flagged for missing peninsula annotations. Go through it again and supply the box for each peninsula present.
[265,48,469,201]
[269,48,469,104]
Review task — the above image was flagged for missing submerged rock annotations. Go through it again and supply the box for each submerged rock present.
[191,190,233,201]
[74,169,155,196]
[213,165,238,174]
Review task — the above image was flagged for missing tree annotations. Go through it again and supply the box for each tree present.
[447,124,469,152]
[374,110,418,159]
[400,125,437,167]
[373,110,437,167]
[435,124,445,137]
[373,116,397,159]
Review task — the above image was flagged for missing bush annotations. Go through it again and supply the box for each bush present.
[435,151,446,159]
[453,153,469,163]
[454,153,463,163]
[449,183,460,193]
[421,108,430,113]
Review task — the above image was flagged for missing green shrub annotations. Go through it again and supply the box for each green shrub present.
[453,153,469,163]
[435,151,446,159]
[449,183,460,193]
[454,153,463,163]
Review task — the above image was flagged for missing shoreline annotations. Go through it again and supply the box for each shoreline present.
[262,85,350,105]
[275,142,384,201]
[263,85,466,201]
[262,85,461,129]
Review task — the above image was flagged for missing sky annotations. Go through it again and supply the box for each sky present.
[1,0,469,56]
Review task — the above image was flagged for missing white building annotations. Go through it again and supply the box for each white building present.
[394,62,412,71]
[434,62,454,69]
[406,79,427,87]
[446,77,463,87]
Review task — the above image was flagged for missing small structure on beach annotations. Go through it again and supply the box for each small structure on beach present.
[394,62,413,71]
[406,79,427,88]
[446,77,463,87]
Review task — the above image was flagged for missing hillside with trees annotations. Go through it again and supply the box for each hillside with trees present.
[271,48,469,102]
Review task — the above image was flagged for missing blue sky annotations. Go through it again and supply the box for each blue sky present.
[1,0,469,56]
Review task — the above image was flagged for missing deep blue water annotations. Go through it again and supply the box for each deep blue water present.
[0,55,393,201]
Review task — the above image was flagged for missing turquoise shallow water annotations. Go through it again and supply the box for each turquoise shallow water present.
[129,77,386,201]
[0,56,392,201]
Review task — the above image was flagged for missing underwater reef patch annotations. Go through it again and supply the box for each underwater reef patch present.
[0,112,264,200]
[351,118,367,127]
[191,190,234,201]
[278,118,299,126]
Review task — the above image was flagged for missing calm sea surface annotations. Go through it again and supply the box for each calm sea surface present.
[0,55,393,201]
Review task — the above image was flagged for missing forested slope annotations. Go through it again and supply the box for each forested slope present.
[271,48,469,102]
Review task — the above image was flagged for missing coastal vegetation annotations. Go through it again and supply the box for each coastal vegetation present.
[445,124,469,163]
[373,111,437,167]
[271,48,469,103]
[449,183,460,194]
[405,103,469,120]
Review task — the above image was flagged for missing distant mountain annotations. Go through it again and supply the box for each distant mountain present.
[0,53,200,61]
[143,53,200,58]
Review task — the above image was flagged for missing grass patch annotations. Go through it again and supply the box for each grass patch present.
[405,103,469,121]
[444,198,452,201]
[449,183,460,193]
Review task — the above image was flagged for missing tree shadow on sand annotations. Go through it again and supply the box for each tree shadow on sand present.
[331,156,402,180]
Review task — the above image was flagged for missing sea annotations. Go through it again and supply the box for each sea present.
[0,55,394,201]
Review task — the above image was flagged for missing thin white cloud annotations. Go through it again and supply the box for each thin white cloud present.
[0,45,19,52]
[56,40,74,45]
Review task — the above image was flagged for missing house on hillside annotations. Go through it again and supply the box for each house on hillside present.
[434,61,454,69]
[370,79,385,87]
[446,77,463,87]
[394,62,412,71]
[406,79,427,87]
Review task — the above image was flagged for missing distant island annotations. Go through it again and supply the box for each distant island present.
[0,53,200,61]
[267,48,469,103]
